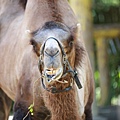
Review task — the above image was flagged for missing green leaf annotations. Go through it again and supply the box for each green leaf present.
[28,104,34,116]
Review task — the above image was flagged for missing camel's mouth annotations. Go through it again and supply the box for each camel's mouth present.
[44,68,63,84]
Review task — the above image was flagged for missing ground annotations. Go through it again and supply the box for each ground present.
[9,116,13,120]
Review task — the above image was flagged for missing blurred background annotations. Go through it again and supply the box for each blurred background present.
[69,0,120,120]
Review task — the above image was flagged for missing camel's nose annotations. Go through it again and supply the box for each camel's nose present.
[44,38,60,57]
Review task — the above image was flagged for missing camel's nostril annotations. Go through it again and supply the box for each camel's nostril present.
[44,38,61,57]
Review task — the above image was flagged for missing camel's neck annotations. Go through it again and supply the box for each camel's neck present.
[43,86,81,120]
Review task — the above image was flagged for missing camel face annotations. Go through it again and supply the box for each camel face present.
[31,21,76,91]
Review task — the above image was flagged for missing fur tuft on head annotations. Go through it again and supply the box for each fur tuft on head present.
[19,0,27,9]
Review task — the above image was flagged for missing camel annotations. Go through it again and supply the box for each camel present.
[0,0,94,120]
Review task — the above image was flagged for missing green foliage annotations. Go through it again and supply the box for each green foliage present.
[93,0,120,6]
[92,0,120,24]
[94,71,100,87]
[108,39,120,103]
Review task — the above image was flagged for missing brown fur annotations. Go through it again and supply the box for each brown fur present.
[43,87,81,120]
[0,0,94,120]
[47,0,62,22]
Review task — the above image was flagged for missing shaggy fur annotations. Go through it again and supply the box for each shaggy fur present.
[47,0,62,22]
[43,87,82,120]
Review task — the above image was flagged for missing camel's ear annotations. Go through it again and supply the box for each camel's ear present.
[70,23,82,41]
[30,39,40,56]
[25,29,40,56]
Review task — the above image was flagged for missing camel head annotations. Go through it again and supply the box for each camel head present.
[30,21,81,93]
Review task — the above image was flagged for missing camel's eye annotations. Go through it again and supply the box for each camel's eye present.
[67,35,74,48]
[30,39,37,49]
[69,41,74,47]
[64,39,74,54]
